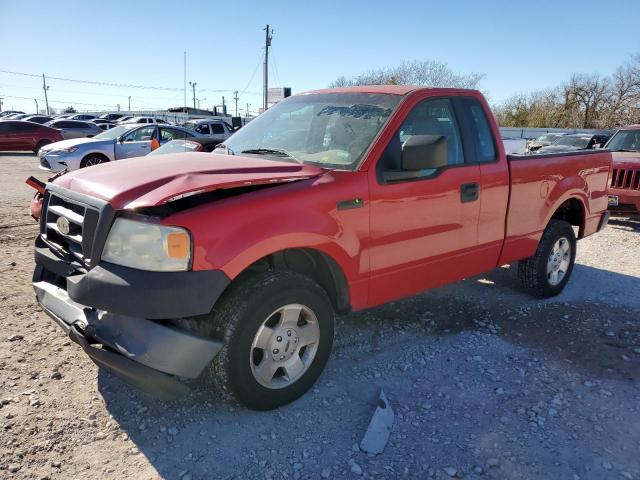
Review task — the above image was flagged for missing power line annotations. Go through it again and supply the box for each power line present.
[0,69,257,95]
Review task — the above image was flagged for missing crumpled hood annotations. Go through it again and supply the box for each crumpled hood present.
[42,137,112,152]
[53,152,324,210]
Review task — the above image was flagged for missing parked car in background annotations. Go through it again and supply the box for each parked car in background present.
[44,119,102,139]
[181,119,234,144]
[97,123,117,131]
[10,113,36,120]
[526,133,566,152]
[148,137,222,156]
[123,116,157,124]
[502,137,528,154]
[22,115,54,124]
[537,133,611,154]
[115,116,134,123]
[0,120,63,153]
[1,113,28,120]
[604,125,640,215]
[0,110,25,118]
[38,123,200,171]
[68,114,96,121]
[99,113,127,122]
[92,118,114,125]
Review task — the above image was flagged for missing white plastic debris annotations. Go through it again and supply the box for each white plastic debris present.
[359,389,394,455]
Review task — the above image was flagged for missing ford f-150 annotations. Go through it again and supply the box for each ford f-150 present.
[32,86,611,410]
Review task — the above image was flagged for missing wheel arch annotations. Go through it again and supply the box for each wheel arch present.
[80,151,110,167]
[548,196,586,238]
[226,247,351,314]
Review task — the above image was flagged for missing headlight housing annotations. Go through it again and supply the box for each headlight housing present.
[62,146,79,153]
[101,217,191,271]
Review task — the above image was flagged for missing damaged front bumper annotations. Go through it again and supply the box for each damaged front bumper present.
[33,261,226,399]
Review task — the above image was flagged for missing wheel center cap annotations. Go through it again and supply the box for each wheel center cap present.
[270,328,299,362]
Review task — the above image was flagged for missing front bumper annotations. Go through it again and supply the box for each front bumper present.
[33,241,229,398]
[38,151,77,172]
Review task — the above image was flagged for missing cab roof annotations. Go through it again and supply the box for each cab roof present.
[300,85,481,96]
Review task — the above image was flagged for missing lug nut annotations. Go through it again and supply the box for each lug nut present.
[277,336,282,342]
[287,330,292,337]
[273,349,279,354]
[280,355,285,360]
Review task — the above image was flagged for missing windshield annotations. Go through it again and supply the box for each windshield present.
[553,136,590,148]
[93,125,135,140]
[605,129,640,152]
[220,93,401,169]
[537,133,561,143]
[148,140,201,155]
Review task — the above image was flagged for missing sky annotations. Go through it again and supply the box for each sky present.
[1,0,639,115]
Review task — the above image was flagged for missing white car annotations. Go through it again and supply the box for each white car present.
[38,124,200,172]
[122,116,158,124]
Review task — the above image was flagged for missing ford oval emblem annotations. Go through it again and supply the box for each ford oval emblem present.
[56,216,70,235]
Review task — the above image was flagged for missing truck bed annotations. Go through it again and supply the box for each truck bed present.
[500,150,612,264]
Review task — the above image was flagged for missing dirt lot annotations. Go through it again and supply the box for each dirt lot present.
[1,153,639,480]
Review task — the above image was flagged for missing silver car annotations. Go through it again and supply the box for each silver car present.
[39,124,200,172]
[181,119,234,144]
[45,119,102,139]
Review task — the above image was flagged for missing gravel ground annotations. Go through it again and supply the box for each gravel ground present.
[1,153,639,480]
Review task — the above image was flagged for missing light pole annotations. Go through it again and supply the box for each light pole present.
[34,99,39,113]
[128,96,131,112]
[189,82,197,109]
[246,103,251,118]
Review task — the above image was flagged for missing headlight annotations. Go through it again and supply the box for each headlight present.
[101,218,191,271]
[62,146,79,153]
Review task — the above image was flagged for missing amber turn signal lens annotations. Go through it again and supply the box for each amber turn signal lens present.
[166,232,190,258]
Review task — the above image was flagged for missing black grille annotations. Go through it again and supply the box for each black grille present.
[42,193,100,265]
[611,168,640,190]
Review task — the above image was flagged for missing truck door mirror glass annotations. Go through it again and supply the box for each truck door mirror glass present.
[401,135,448,170]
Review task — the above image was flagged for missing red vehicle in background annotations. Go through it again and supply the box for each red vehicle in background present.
[32,87,612,410]
[0,120,64,153]
[605,125,640,215]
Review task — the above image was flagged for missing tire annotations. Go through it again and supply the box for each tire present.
[80,154,108,168]
[34,139,51,154]
[518,219,577,298]
[203,270,334,410]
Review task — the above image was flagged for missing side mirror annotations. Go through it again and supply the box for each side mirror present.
[401,135,447,170]
[117,135,125,143]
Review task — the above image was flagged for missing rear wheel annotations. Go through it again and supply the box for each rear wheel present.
[518,219,576,298]
[80,154,108,168]
[203,270,334,410]
[34,139,51,154]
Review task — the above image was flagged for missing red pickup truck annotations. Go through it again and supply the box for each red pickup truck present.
[33,86,611,410]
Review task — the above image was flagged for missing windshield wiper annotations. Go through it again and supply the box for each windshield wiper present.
[241,148,302,163]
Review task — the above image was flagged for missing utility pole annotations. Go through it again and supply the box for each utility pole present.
[0,97,3,112]
[34,99,38,113]
[246,103,250,118]
[42,74,50,115]
[183,52,187,111]
[263,24,273,111]
[233,90,239,117]
[189,81,197,109]
[128,96,131,111]
[222,96,226,115]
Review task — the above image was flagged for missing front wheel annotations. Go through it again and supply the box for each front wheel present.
[80,154,108,168]
[518,219,577,298]
[205,270,334,410]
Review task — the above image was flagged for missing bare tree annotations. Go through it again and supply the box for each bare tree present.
[330,60,485,90]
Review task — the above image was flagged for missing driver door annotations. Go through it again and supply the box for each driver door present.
[115,125,157,159]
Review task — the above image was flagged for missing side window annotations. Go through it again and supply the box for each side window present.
[160,128,188,142]
[124,126,155,142]
[210,124,225,134]
[377,97,464,180]
[456,97,496,163]
[195,124,210,135]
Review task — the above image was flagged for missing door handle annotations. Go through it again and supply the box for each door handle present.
[460,182,479,203]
